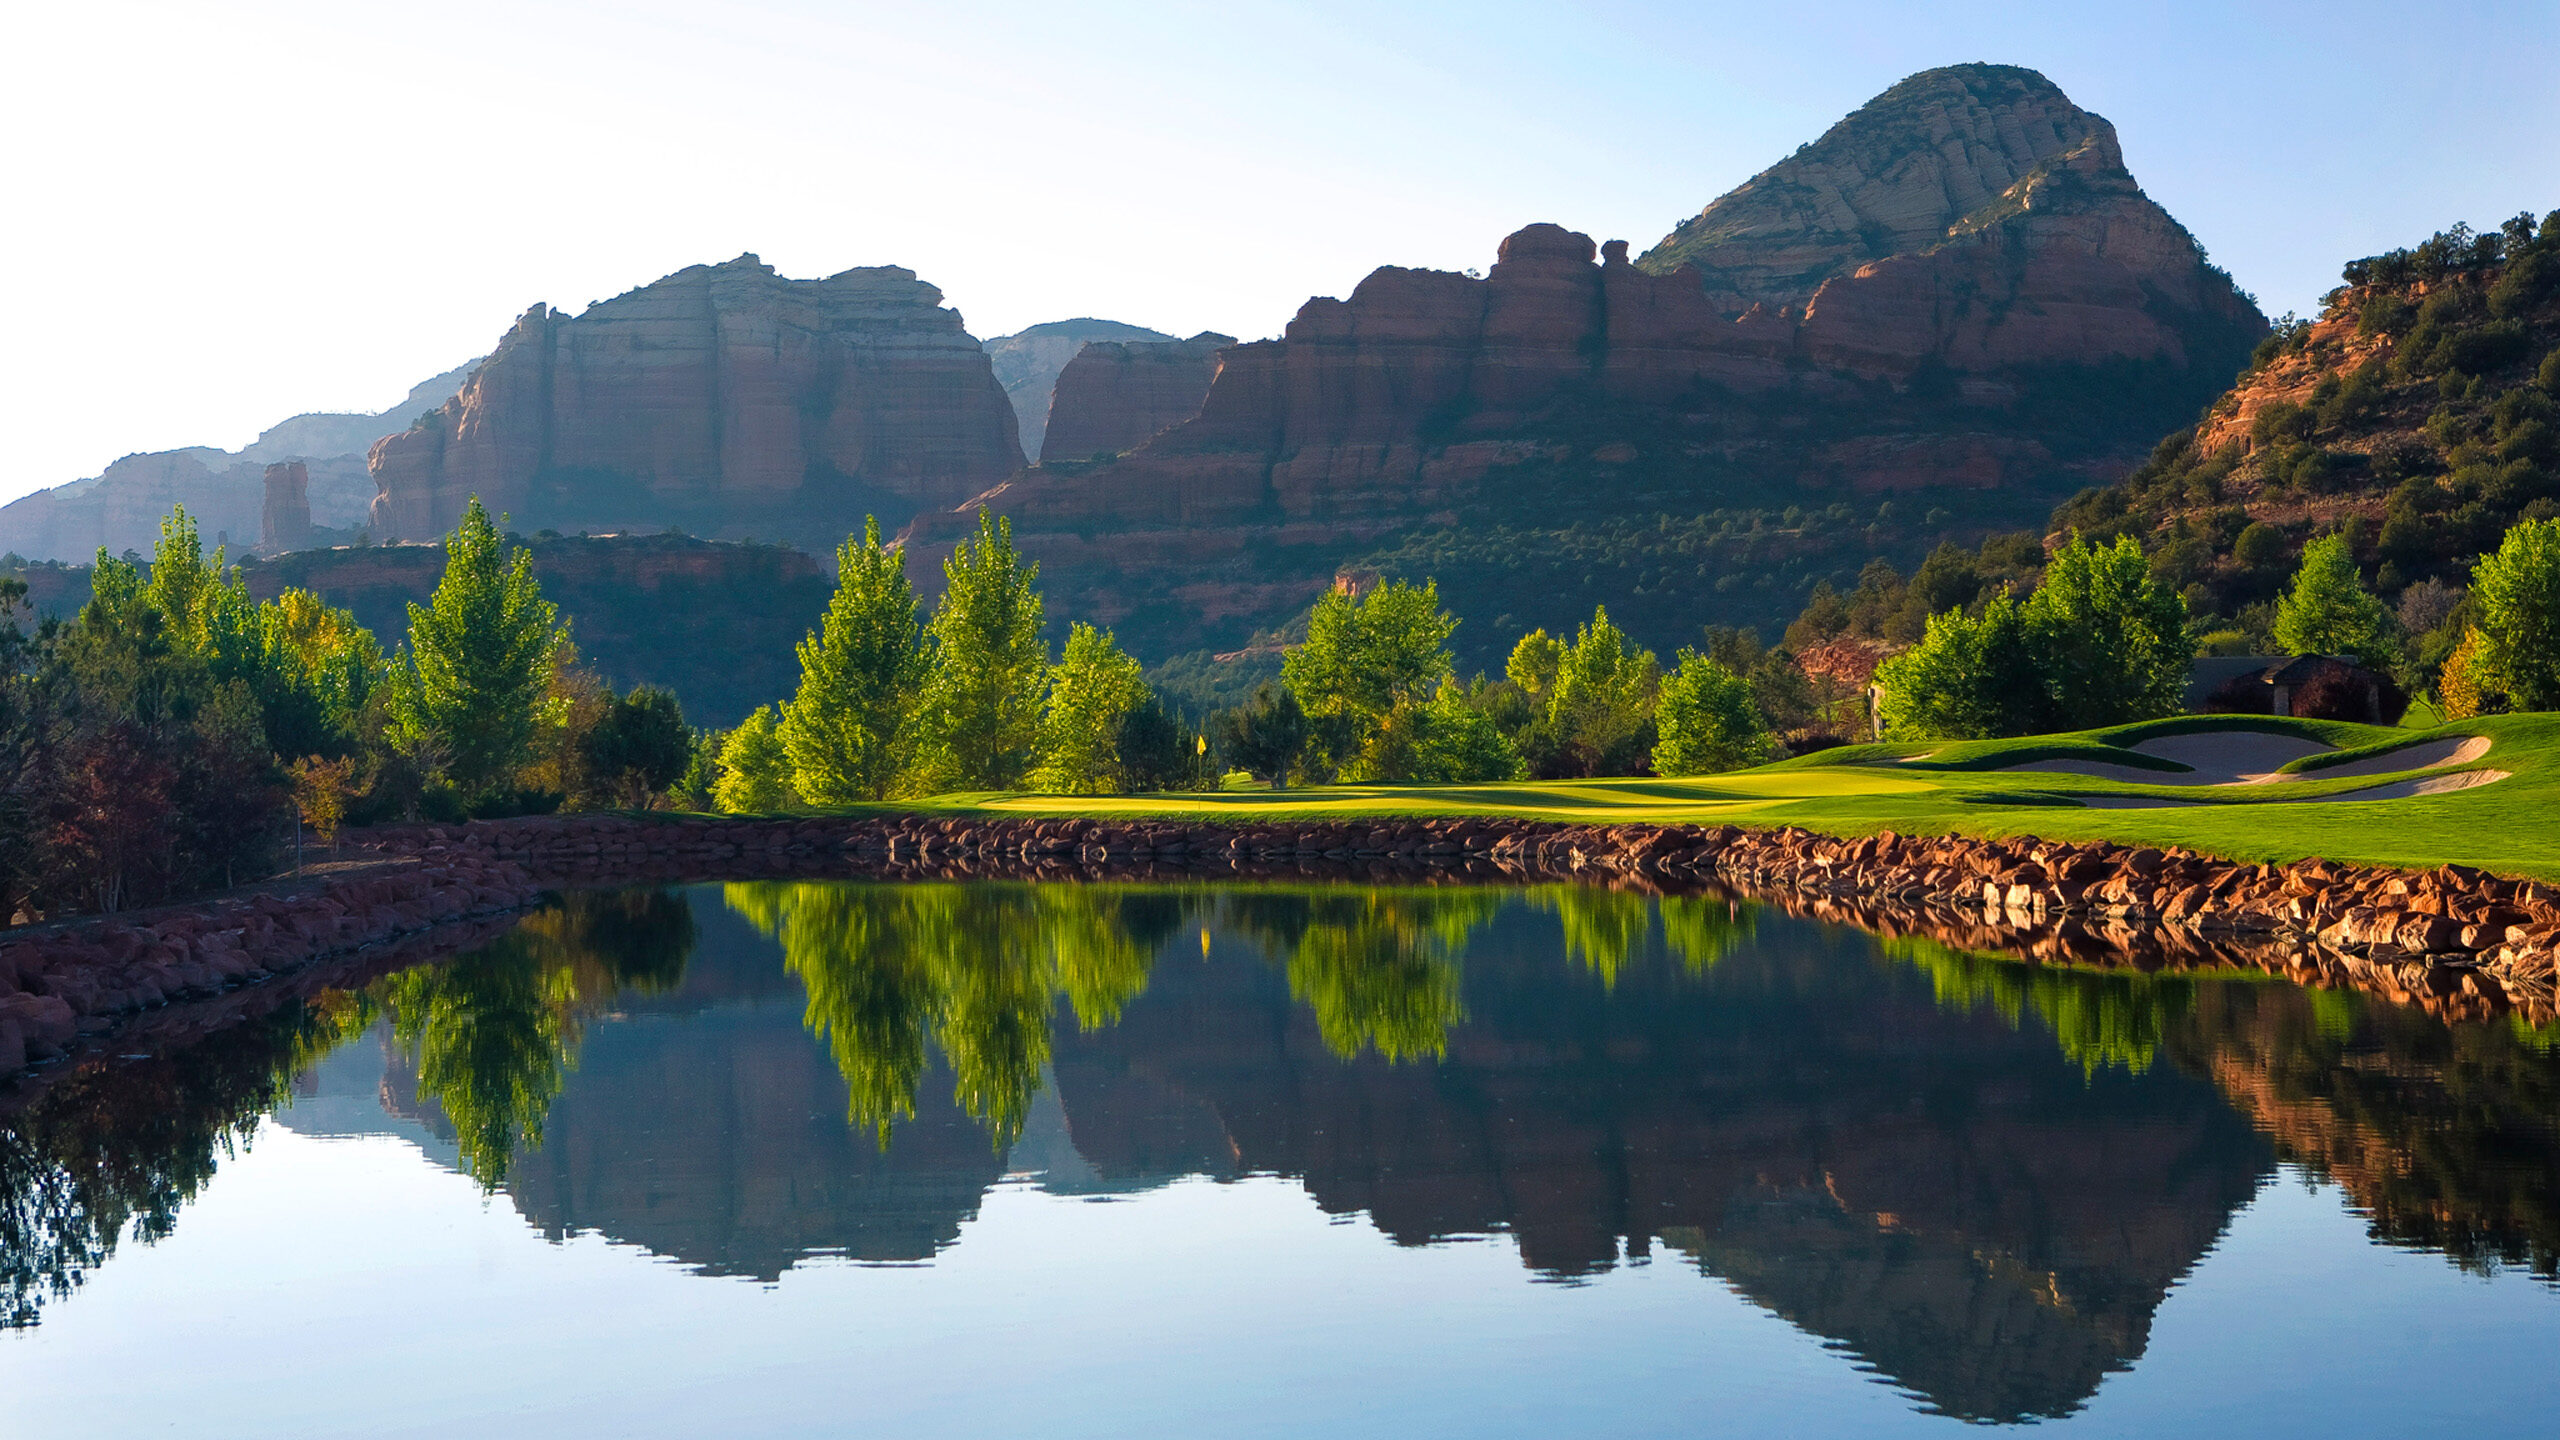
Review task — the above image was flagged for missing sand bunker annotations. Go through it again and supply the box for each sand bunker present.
[2275,733,2493,783]
[2014,730,2332,786]
[2074,763,2510,807]
[2295,768,2512,802]
[2130,732,2335,782]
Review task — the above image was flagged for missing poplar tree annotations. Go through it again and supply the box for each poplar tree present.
[1031,623,1148,794]
[1653,650,1774,776]
[715,705,800,812]
[782,517,931,802]
[393,497,563,799]
[1545,606,1661,776]
[2275,532,2397,664]
[1282,579,1457,781]
[2474,517,2560,709]
[919,510,1049,790]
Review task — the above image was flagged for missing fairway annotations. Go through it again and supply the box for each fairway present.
[896,712,2560,881]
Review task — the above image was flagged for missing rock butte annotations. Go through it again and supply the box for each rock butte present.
[368,255,1022,545]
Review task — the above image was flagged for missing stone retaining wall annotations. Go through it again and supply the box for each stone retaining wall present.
[6,810,2556,1091]
[0,852,542,1080]
[349,812,2560,1022]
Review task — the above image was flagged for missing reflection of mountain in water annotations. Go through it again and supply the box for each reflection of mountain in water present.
[1054,911,2268,1423]
[14,880,2560,1424]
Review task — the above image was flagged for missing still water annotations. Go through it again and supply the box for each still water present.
[5,882,2559,1437]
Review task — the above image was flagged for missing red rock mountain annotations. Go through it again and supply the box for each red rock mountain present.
[926,63,2264,657]
[369,255,1022,544]
[1038,331,1234,464]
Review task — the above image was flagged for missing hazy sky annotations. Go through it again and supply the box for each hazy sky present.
[4,0,2553,502]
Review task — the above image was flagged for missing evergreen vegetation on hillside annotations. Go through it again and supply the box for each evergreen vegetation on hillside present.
[2047,210,2560,698]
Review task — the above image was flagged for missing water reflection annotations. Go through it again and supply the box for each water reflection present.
[5,880,2560,1424]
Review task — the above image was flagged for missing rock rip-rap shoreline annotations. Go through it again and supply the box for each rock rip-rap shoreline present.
[4,811,2556,1090]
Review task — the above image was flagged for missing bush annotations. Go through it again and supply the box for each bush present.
[2443,322,2532,377]
[2234,522,2289,570]
[2289,666,2409,725]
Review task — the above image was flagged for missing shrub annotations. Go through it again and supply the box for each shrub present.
[2234,522,2289,570]
[2443,321,2532,377]
[2289,666,2409,725]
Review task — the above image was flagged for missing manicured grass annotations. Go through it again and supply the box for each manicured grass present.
[873,712,2560,882]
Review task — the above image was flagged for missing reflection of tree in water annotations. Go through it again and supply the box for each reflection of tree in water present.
[1217,890,1494,1060]
[1531,886,1756,983]
[1889,934,2193,1077]
[375,889,700,1188]
[0,993,367,1328]
[727,882,1187,1144]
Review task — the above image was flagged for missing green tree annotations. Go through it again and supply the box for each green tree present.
[1875,590,2046,738]
[2023,533,2194,725]
[1213,682,1309,788]
[2473,517,2560,709]
[1882,536,2193,740]
[1031,623,1148,794]
[1283,580,1456,781]
[391,498,564,800]
[1545,606,1660,776]
[582,686,692,806]
[918,511,1048,791]
[1114,697,1208,792]
[1411,681,1526,783]
[2275,532,2398,664]
[781,517,931,803]
[1652,649,1775,775]
[1505,629,1564,697]
[713,705,799,812]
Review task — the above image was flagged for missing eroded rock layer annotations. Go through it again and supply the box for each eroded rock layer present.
[369,256,1022,544]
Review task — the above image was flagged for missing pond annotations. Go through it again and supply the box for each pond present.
[5,880,2560,1437]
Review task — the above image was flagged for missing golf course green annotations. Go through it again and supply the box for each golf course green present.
[891,713,2560,882]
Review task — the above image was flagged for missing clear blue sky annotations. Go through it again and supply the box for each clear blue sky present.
[3,0,2553,500]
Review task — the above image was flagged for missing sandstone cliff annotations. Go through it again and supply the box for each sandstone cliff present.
[983,318,1176,462]
[369,256,1023,545]
[931,65,2264,659]
[1038,331,1233,464]
[0,362,473,562]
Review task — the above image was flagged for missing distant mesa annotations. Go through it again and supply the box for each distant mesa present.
[982,318,1177,462]
[0,361,475,563]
